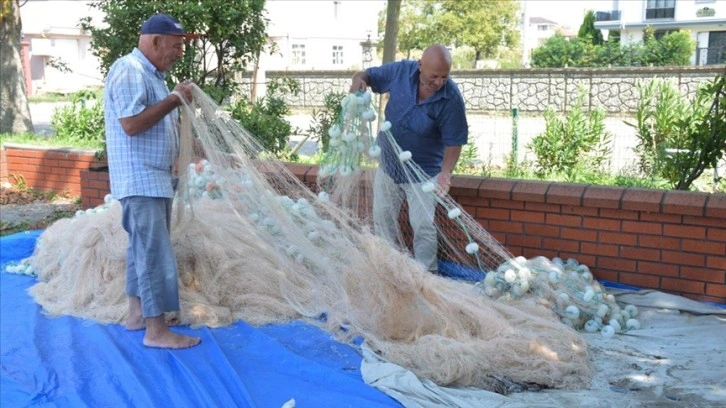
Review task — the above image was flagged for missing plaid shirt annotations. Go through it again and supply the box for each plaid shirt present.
[104,48,179,199]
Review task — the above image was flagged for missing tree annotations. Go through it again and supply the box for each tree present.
[577,10,604,46]
[80,0,269,103]
[382,0,402,64]
[394,0,520,64]
[0,0,33,134]
[531,34,586,68]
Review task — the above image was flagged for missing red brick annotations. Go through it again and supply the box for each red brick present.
[561,227,597,242]
[545,213,582,227]
[687,294,725,304]
[663,224,706,240]
[598,208,639,220]
[638,261,679,277]
[622,220,661,235]
[705,194,726,219]
[661,277,705,295]
[591,268,619,283]
[619,272,660,290]
[457,196,487,207]
[489,220,523,234]
[661,250,705,267]
[620,246,661,262]
[546,183,586,206]
[681,239,725,255]
[705,283,726,301]
[597,256,636,272]
[511,180,549,203]
[707,227,726,242]
[583,185,623,209]
[638,234,680,250]
[680,266,725,284]
[524,223,560,237]
[584,217,621,231]
[640,212,682,224]
[706,255,725,270]
[683,215,726,228]
[562,205,599,216]
[542,238,580,253]
[525,202,561,213]
[621,188,663,212]
[450,175,483,197]
[476,207,510,220]
[662,190,707,216]
[599,231,637,246]
[490,199,525,210]
[506,234,542,249]
[479,178,516,200]
[510,210,545,223]
[581,242,619,257]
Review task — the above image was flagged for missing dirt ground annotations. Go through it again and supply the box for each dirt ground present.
[0,185,81,235]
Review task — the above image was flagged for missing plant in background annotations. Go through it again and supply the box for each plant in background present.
[528,88,612,178]
[453,140,480,175]
[229,77,301,160]
[307,91,346,154]
[50,90,106,154]
[627,75,726,191]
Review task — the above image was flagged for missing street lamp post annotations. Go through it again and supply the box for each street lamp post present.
[360,33,375,69]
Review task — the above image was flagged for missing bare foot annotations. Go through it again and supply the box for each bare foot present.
[143,330,201,349]
[143,316,201,349]
[126,314,182,331]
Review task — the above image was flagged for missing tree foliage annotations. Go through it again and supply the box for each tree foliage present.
[625,76,726,191]
[532,26,695,68]
[393,0,520,64]
[80,0,269,103]
[577,10,603,46]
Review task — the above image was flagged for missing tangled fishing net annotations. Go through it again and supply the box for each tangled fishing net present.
[19,84,646,393]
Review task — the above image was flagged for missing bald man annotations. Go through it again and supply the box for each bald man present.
[350,44,469,274]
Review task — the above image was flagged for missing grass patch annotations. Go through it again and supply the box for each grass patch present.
[0,132,104,151]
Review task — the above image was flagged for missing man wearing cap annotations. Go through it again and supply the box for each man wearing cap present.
[104,13,200,349]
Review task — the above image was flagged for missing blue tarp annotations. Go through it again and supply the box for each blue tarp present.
[0,231,401,408]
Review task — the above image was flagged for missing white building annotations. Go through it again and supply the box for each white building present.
[20,0,105,95]
[593,0,726,65]
[19,0,384,95]
[261,0,383,71]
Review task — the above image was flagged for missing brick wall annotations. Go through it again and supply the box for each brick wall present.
[1,144,104,196]
[3,146,723,304]
[285,164,726,304]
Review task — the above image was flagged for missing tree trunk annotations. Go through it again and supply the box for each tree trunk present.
[378,0,401,125]
[0,0,34,134]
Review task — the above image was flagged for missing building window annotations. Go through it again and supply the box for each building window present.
[646,0,675,19]
[332,45,344,65]
[537,24,549,31]
[291,44,306,66]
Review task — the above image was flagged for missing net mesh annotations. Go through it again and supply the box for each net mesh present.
[27,84,594,392]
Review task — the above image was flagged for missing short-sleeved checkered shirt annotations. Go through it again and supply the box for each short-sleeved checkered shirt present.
[104,48,179,199]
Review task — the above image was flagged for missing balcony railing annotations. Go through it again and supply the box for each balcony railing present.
[595,10,621,22]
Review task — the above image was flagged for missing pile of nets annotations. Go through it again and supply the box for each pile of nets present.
[25,85,595,392]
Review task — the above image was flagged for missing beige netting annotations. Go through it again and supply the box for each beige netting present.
[28,84,590,392]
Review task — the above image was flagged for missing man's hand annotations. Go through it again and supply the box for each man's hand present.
[437,172,452,197]
[349,71,369,93]
[171,80,195,106]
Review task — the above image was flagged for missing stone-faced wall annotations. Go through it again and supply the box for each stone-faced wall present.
[239,65,725,113]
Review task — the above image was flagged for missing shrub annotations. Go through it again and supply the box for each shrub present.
[528,88,612,177]
[50,90,105,154]
[229,77,301,160]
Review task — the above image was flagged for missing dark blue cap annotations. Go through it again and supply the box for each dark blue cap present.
[140,14,198,38]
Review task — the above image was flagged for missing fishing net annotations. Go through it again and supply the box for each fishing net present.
[25,84,597,392]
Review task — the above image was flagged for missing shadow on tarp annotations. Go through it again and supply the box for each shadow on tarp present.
[0,231,400,408]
